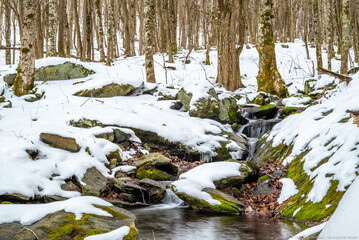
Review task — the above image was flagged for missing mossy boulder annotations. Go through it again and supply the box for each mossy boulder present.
[218,97,246,124]
[280,107,298,118]
[74,83,137,98]
[189,97,220,120]
[136,165,174,181]
[170,186,244,215]
[95,129,131,143]
[254,135,345,223]
[35,62,95,81]
[0,205,138,240]
[133,153,172,168]
[213,161,259,189]
[254,104,278,120]
[79,167,108,197]
[40,133,81,152]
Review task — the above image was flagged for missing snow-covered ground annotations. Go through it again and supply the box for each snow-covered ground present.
[1,40,358,238]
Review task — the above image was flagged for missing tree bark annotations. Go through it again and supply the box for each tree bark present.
[4,0,11,64]
[144,0,156,83]
[95,0,106,62]
[106,0,115,65]
[14,0,36,96]
[313,0,323,69]
[340,0,350,74]
[47,0,57,56]
[257,0,288,98]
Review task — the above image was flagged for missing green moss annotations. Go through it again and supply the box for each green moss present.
[85,147,92,156]
[260,104,276,111]
[258,174,271,183]
[339,117,350,123]
[281,107,298,118]
[1,201,12,204]
[21,48,30,54]
[122,225,139,240]
[209,192,240,214]
[214,142,231,161]
[47,214,105,240]
[136,166,172,180]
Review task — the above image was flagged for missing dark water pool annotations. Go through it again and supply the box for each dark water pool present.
[131,205,304,240]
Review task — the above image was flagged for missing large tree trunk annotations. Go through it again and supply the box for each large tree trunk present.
[257,0,288,98]
[312,0,323,70]
[73,0,83,59]
[35,2,44,59]
[47,0,57,56]
[58,0,66,57]
[216,0,243,91]
[14,0,36,96]
[138,0,145,55]
[144,0,156,83]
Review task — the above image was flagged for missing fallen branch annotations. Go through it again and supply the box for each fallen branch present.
[0,45,21,50]
[318,67,352,83]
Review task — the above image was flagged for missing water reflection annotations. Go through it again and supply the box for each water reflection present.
[131,207,303,240]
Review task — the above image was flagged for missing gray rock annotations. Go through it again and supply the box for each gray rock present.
[0,193,31,203]
[79,167,108,197]
[0,205,138,240]
[43,195,67,203]
[35,61,95,81]
[3,73,16,86]
[40,133,81,153]
[139,178,166,203]
[133,153,172,168]
[74,83,136,98]
[111,178,148,203]
[253,180,273,196]
[213,161,259,189]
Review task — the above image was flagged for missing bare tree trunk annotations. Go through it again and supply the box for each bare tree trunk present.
[340,0,349,74]
[164,0,173,62]
[107,0,115,65]
[4,0,11,64]
[257,0,288,98]
[216,0,243,91]
[58,0,66,57]
[144,0,156,83]
[95,0,106,62]
[35,2,44,59]
[14,0,36,96]
[121,0,132,56]
[47,0,57,56]
[168,0,177,54]
[313,0,323,69]
[73,0,83,59]
[138,0,145,55]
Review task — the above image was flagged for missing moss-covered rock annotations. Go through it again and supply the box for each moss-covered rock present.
[170,186,244,215]
[139,178,166,203]
[111,178,149,203]
[40,132,81,152]
[74,83,136,98]
[35,62,95,82]
[280,107,298,118]
[213,161,259,189]
[3,73,16,85]
[0,205,138,240]
[254,104,278,120]
[254,134,346,223]
[304,79,316,95]
[133,153,171,168]
[136,166,173,180]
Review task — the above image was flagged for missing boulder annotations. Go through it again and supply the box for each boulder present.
[0,205,138,240]
[74,83,137,98]
[218,97,244,124]
[3,73,16,85]
[133,153,172,168]
[254,104,278,120]
[40,133,81,152]
[111,178,149,203]
[0,193,31,203]
[280,107,298,118]
[171,186,244,215]
[348,66,359,75]
[95,129,131,143]
[35,61,95,81]
[133,153,178,180]
[79,167,108,197]
[253,180,274,196]
[213,161,259,189]
[139,178,166,203]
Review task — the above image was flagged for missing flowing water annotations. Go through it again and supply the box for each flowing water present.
[131,190,303,240]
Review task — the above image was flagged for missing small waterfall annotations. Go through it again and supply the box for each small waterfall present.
[242,119,281,139]
[162,189,184,206]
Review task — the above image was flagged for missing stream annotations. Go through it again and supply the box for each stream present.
[131,190,302,240]
[130,110,303,239]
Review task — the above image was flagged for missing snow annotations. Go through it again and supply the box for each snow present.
[84,226,130,240]
[172,162,242,205]
[289,222,327,240]
[110,165,137,177]
[282,96,311,107]
[319,176,359,239]
[0,196,112,225]
[277,178,298,204]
